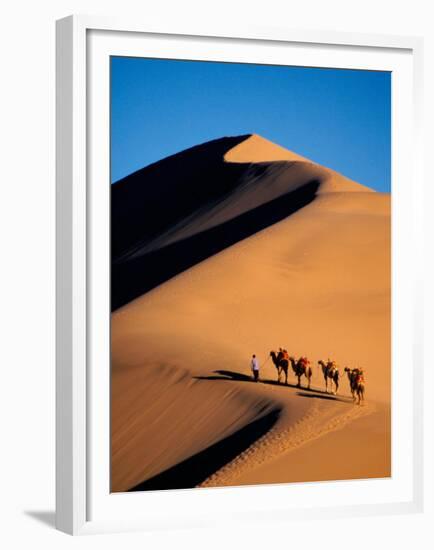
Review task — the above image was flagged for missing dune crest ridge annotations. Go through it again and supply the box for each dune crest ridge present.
[224,133,374,194]
[224,133,312,163]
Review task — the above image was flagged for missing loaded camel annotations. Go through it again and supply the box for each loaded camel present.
[289,356,312,389]
[270,350,289,385]
[344,367,365,405]
[318,360,340,395]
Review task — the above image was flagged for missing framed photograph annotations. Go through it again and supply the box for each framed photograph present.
[56,15,424,535]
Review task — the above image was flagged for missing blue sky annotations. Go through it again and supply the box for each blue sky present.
[111,57,391,192]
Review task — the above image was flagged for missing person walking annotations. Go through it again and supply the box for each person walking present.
[251,354,260,382]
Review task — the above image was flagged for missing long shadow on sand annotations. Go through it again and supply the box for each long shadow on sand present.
[195,370,351,403]
[296,391,351,403]
[195,369,319,392]
[128,407,280,492]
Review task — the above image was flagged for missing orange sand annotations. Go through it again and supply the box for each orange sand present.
[111,135,390,492]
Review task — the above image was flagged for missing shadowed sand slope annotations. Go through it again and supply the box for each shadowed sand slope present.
[112,135,250,260]
[111,134,390,492]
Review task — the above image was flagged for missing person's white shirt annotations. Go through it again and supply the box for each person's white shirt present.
[251,357,259,370]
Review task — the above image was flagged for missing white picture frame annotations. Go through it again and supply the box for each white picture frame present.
[56,14,424,535]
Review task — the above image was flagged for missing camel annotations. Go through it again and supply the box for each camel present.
[270,350,289,385]
[318,360,340,394]
[354,375,365,405]
[289,356,312,389]
[344,367,365,405]
[344,367,358,400]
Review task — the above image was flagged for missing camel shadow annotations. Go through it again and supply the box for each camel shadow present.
[195,370,253,382]
[195,370,326,394]
[195,369,294,388]
[296,391,352,403]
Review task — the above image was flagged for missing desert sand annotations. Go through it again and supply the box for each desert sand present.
[111,134,390,493]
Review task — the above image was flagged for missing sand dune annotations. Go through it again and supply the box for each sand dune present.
[111,134,372,309]
[111,134,390,492]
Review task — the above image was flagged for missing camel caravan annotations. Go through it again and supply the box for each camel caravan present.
[269,349,366,405]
